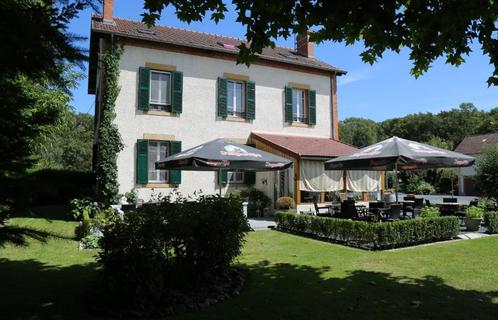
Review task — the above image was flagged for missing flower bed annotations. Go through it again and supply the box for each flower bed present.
[275,212,460,250]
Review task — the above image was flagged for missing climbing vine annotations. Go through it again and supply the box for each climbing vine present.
[96,45,124,206]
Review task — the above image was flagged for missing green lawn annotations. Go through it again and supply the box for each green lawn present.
[1,211,498,320]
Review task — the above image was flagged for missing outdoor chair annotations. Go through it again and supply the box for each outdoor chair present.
[338,200,360,220]
[425,199,431,206]
[404,198,424,218]
[469,199,479,207]
[314,200,333,217]
[386,204,402,221]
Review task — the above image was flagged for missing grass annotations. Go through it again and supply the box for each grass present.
[1,208,498,319]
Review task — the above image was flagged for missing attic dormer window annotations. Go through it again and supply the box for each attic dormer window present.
[137,28,156,35]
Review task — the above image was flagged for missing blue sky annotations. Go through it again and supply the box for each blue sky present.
[69,2,498,121]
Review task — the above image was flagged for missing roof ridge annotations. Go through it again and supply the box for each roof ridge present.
[94,15,297,52]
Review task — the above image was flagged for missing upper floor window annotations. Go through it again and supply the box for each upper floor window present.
[227,80,245,117]
[217,77,255,120]
[138,66,183,114]
[148,141,169,183]
[149,71,171,111]
[284,86,316,125]
[292,88,307,123]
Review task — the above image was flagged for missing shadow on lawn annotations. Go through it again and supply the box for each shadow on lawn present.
[0,258,99,320]
[0,226,75,247]
[187,262,498,320]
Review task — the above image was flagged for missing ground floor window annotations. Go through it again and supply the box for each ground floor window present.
[300,191,321,203]
[148,141,168,182]
[228,171,245,184]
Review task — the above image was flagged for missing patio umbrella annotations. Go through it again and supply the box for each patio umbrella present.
[324,136,475,202]
[156,138,293,194]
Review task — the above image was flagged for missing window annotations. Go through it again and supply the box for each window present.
[149,71,171,111]
[227,80,245,117]
[148,141,168,182]
[228,171,245,184]
[292,88,307,123]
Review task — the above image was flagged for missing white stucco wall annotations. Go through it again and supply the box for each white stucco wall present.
[114,45,335,201]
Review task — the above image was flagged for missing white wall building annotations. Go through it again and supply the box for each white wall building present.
[89,1,378,206]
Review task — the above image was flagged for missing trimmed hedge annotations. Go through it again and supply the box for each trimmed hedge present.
[484,211,498,233]
[275,212,460,250]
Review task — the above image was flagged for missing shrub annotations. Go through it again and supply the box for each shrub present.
[98,194,249,312]
[403,175,434,195]
[465,206,485,218]
[475,145,498,201]
[421,206,440,218]
[0,204,10,225]
[484,211,498,233]
[123,189,138,204]
[3,169,94,206]
[275,212,459,250]
[70,198,97,220]
[276,197,295,210]
[240,188,271,217]
[81,234,101,249]
[478,197,496,210]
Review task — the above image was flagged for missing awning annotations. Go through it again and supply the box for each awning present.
[347,171,380,192]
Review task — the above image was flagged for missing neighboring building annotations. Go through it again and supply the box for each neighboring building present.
[455,132,498,195]
[88,1,380,205]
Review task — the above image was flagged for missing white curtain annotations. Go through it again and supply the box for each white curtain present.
[347,170,380,192]
[300,160,343,192]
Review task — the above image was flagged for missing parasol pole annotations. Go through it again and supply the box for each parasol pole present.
[394,162,399,203]
[219,168,222,196]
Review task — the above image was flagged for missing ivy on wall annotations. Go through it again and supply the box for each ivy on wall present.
[96,45,124,206]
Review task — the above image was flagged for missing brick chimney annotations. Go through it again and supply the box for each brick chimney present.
[296,31,314,58]
[103,0,114,24]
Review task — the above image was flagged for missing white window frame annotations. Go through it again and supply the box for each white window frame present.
[149,70,172,110]
[292,88,306,123]
[148,140,169,183]
[228,171,245,184]
[226,80,245,117]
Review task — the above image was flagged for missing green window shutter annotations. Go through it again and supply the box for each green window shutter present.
[244,171,256,184]
[169,140,182,184]
[245,80,256,120]
[171,71,183,113]
[308,89,316,125]
[136,139,148,184]
[138,67,150,111]
[284,86,293,123]
[218,170,228,185]
[217,77,228,117]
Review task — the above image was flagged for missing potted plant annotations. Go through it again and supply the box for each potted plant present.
[464,206,485,231]
[276,197,296,211]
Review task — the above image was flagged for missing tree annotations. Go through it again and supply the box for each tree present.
[475,145,498,201]
[339,117,382,148]
[143,1,498,85]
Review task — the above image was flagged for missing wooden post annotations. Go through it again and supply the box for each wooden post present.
[320,192,326,203]
[343,170,347,192]
[295,160,301,204]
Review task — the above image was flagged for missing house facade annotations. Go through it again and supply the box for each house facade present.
[89,1,379,205]
[455,132,498,196]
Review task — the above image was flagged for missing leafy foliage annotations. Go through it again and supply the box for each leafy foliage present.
[143,1,498,85]
[276,197,296,210]
[95,46,124,206]
[483,211,498,233]
[421,206,440,219]
[339,117,384,148]
[70,198,97,220]
[476,146,498,201]
[240,188,271,217]
[465,206,485,219]
[98,194,249,312]
[275,212,460,250]
[403,175,434,195]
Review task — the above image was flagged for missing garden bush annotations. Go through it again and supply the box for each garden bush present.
[276,196,295,210]
[275,212,459,250]
[240,188,271,217]
[484,211,498,233]
[421,206,440,218]
[98,194,250,313]
[3,169,94,206]
[465,206,485,218]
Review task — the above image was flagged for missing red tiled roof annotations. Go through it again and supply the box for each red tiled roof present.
[91,16,346,75]
[251,132,357,158]
[455,132,498,155]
